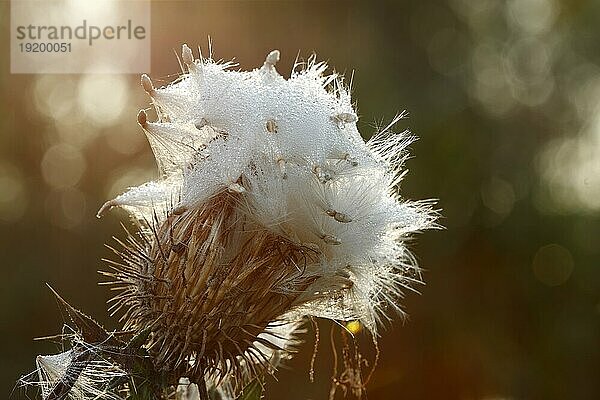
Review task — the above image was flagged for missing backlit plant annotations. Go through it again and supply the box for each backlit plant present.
[21,45,436,400]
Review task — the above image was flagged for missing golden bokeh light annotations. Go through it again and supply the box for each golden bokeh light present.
[41,143,86,189]
[78,75,130,127]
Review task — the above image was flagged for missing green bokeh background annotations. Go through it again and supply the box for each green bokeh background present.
[1,1,599,399]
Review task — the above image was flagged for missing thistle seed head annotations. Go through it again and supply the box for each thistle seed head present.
[100,46,437,395]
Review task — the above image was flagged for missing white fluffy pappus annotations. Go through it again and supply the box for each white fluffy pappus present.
[19,332,126,400]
